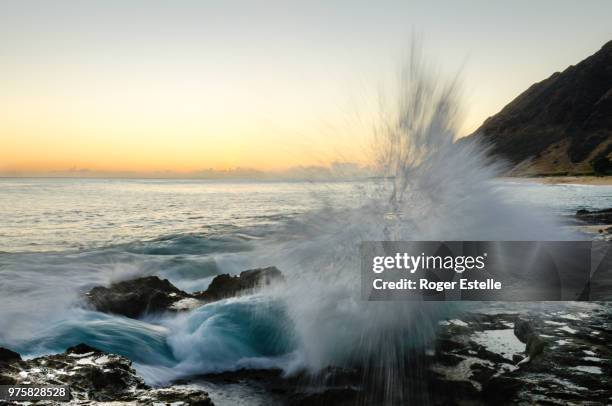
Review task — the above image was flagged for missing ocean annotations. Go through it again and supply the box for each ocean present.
[2,178,610,253]
[0,178,610,393]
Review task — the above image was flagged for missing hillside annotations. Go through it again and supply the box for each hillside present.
[466,40,612,176]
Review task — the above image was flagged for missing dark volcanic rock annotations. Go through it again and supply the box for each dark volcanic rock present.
[85,267,284,318]
[481,375,524,403]
[0,344,213,405]
[513,317,535,343]
[0,348,21,364]
[513,318,545,365]
[287,388,359,406]
[194,266,284,302]
[85,275,197,318]
[464,40,612,176]
[428,305,612,405]
[576,207,612,224]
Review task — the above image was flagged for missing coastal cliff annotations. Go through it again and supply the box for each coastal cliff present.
[465,40,612,176]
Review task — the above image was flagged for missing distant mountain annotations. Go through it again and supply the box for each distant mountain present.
[465,40,612,176]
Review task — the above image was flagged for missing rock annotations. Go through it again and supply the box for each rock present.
[85,267,285,318]
[194,266,284,302]
[197,367,364,406]
[513,318,535,343]
[428,306,612,404]
[287,388,359,406]
[0,344,213,405]
[513,317,546,365]
[0,348,20,385]
[481,375,524,402]
[0,347,21,364]
[575,207,612,225]
[85,276,196,318]
[524,334,545,363]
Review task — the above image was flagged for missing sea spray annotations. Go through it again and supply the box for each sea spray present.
[254,47,576,402]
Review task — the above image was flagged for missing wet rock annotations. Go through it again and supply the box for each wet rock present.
[513,318,535,343]
[513,317,546,365]
[0,344,213,405]
[428,305,612,404]
[481,375,524,402]
[85,267,284,318]
[194,266,284,302]
[197,367,363,406]
[85,275,197,318]
[287,387,359,406]
[576,207,612,225]
[0,348,21,364]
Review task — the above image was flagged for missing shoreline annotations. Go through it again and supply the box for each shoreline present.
[502,176,612,186]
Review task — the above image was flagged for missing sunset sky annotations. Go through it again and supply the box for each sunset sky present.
[1,0,611,176]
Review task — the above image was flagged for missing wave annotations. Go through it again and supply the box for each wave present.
[122,233,254,256]
[4,293,298,385]
[0,232,263,347]
[163,295,295,378]
[15,309,174,367]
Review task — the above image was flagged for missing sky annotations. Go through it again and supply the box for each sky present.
[1,0,611,176]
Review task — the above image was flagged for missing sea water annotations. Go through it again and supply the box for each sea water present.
[0,177,609,384]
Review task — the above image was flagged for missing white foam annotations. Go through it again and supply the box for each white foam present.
[69,351,94,358]
[557,326,577,334]
[170,298,202,311]
[571,366,602,374]
[95,355,111,365]
[76,357,96,366]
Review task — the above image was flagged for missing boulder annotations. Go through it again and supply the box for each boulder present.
[513,318,535,344]
[0,344,213,405]
[85,267,284,318]
[85,276,197,318]
[0,347,21,364]
[194,266,284,302]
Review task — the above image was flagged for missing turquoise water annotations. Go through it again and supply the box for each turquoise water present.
[0,178,610,384]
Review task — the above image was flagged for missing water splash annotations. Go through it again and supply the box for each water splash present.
[255,47,575,402]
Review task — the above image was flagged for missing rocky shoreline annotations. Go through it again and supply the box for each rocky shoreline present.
[2,266,611,405]
[0,344,213,405]
[2,304,610,405]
